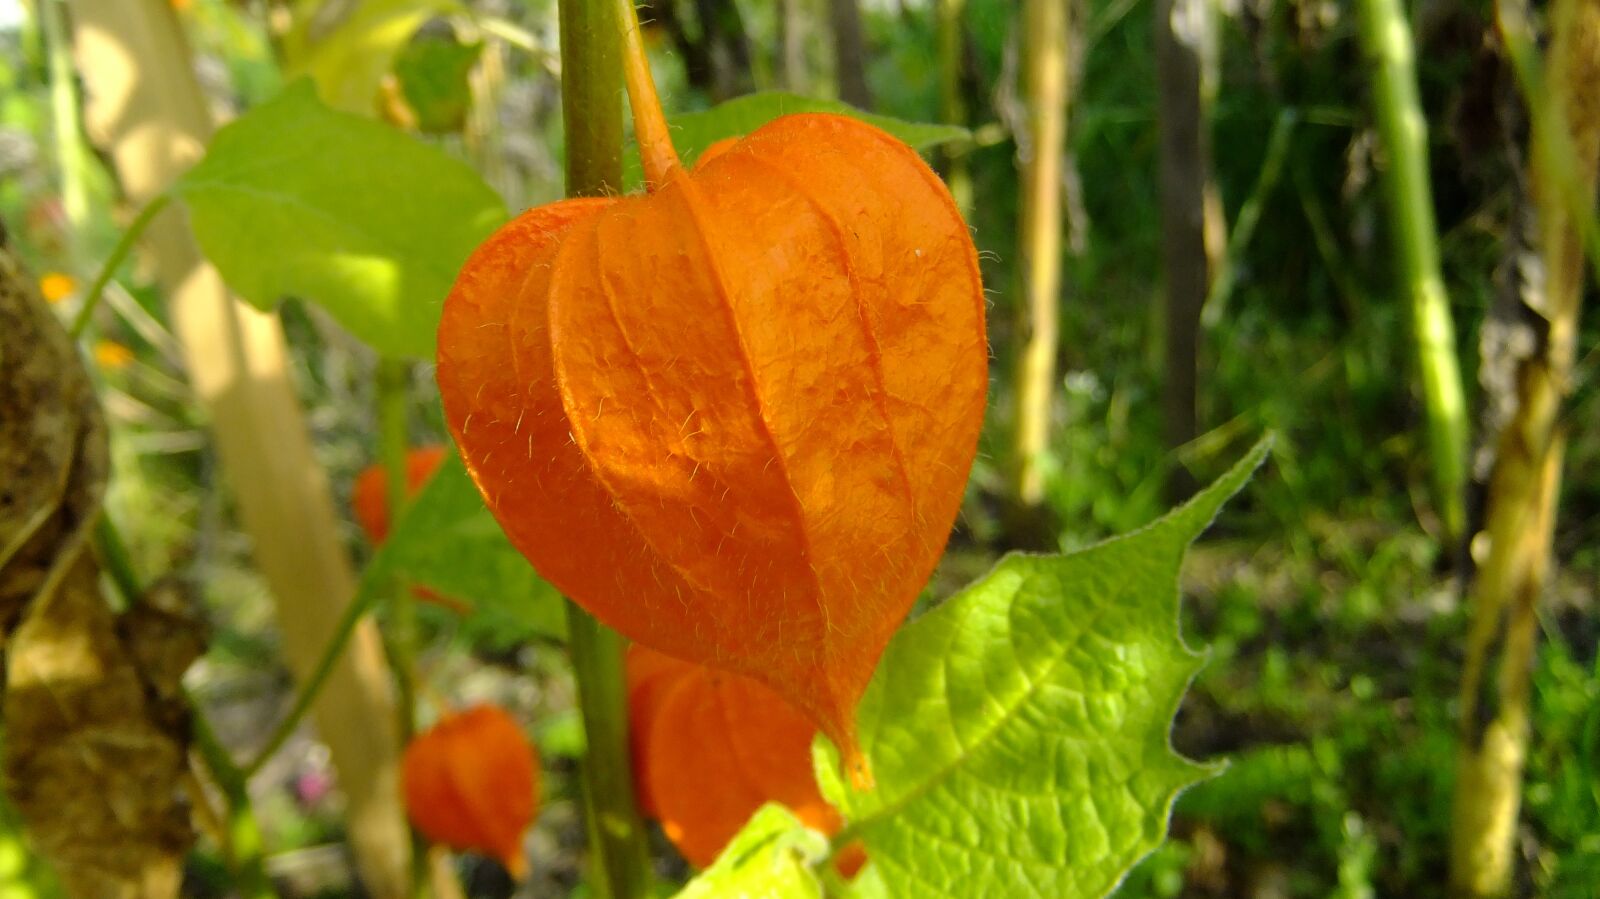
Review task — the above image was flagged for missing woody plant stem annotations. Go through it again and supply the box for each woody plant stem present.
[556,2,657,897]
[1449,0,1599,893]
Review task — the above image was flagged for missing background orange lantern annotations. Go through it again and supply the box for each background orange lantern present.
[626,645,843,868]
[401,705,539,879]
[351,444,447,543]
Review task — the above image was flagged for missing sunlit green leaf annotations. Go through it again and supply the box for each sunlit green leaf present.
[176,81,506,358]
[395,32,482,134]
[284,0,458,115]
[816,438,1273,899]
[673,805,828,899]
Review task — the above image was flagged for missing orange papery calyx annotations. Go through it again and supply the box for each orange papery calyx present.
[401,705,539,879]
[436,1,987,788]
[626,645,845,868]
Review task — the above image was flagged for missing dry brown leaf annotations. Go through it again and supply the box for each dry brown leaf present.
[0,229,195,899]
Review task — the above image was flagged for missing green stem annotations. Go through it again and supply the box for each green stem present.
[70,193,171,339]
[92,515,276,898]
[556,3,654,897]
[1355,0,1470,544]
[938,0,972,216]
[374,357,430,899]
[1201,109,1297,328]
[244,578,378,776]
[38,0,91,262]
[192,703,278,899]
[376,358,418,743]
[244,363,429,780]
[561,0,624,198]
[95,514,142,612]
[565,607,653,899]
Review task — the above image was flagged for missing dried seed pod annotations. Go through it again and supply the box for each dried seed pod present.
[401,705,538,879]
[437,11,986,782]
[627,645,840,867]
[351,444,448,542]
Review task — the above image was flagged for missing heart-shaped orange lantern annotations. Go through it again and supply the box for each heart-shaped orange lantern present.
[402,705,539,878]
[437,5,986,783]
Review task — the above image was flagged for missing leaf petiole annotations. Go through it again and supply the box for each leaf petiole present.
[70,192,171,340]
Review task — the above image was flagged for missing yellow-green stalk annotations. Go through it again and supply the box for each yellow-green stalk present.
[1355,0,1471,542]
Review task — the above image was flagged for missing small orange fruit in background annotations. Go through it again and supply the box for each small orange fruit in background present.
[627,644,843,868]
[352,444,470,613]
[401,705,538,879]
[351,444,448,542]
[436,6,987,785]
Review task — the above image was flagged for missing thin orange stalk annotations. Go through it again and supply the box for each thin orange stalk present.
[618,0,681,186]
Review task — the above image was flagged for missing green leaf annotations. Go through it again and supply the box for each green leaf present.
[175,81,506,359]
[284,0,458,115]
[817,437,1273,899]
[672,805,828,899]
[395,32,482,134]
[624,91,970,188]
[359,451,565,641]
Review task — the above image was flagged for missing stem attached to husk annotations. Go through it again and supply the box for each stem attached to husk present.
[566,608,654,899]
[558,3,656,897]
[616,0,681,186]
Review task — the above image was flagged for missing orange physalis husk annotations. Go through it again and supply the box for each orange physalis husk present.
[401,705,538,879]
[626,645,847,868]
[436,6,986,787]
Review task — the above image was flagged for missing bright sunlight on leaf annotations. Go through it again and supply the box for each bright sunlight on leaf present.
[816,438,1273,898]
[175,80,506,359]
[284,0,459,115]
[672,805,828,899]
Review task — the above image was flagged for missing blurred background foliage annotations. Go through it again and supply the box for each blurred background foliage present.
[0,0,1596,896]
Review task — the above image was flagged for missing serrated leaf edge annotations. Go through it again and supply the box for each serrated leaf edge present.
[823,435,1273,893]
